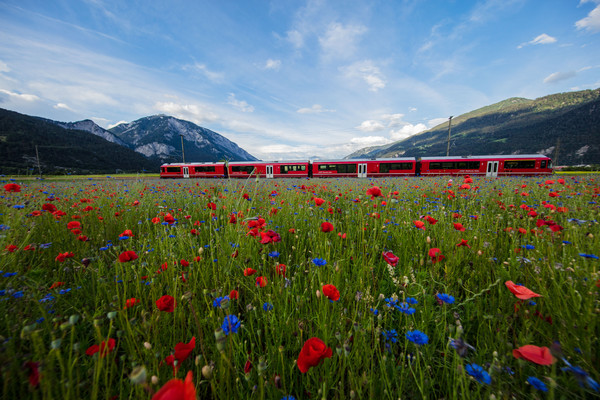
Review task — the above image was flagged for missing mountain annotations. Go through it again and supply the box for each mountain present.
[53,119,128,147]
[109,115,258,162]
[0,108,160,174]
[346,89,600,165]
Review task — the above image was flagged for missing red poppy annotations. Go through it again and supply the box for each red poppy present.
[260,230,281,244]
[180,259,189,267]
[42,203,57,212]
[366,186,382,198]
[244,359,253,374]
[207,202,216,210]
[229,289,239,299]
[118,250,138,263]
[276,264,286,276]
[174,337,196,363]
[513,345,555,365]
[321,222,334,233]
[156,295,176,312]
[255,276,267,288]
[50,281,64,290]
[163,214,175,224]
[456,239,471,248]
[243,268,256,276]
[428,248,445,263]
[124,298,140,309]
[322,284,340,301]
[505,281,541,300]
[77,235,88,242]
[453,222,465,231]
[459,184,471,190]
[86,338,116,357]
[152,370,196,400]
[297,337,332,373]
[414,220,426,230]
[190,228,199,235]
[67,221,81,230]
[24,361,40,387]
[382,251,399,267]
[119,229,134,238]
[5,244,18,253]
[4,183,21,192]
[425,216,438,225]
[55,252,74,262]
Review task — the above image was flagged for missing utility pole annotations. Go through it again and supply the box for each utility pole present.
[446,116,453,157]
[554,138,560,168]
[35,145,42,178]
[180,134,185,163]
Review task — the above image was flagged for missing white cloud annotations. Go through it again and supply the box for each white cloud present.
[0,88,40,102]
[356,120,385,132]
[576,4,600,32]
[381,113,405,128]
[390,123,427,141]
[0,60,9,73]
[264,59,281,70]
[341,60,386,92]
[409,107,417,112]
[296,104,335,114]
[53,102,75,112]
[184,63,224,82]
[227,93,254,113]
[154,101,219,125]
[517,33,557,49]
[350,136,391,147]
[286,29,304,49]
[319,22,367,59]
[108,120,128,129]
[543,71,577,83]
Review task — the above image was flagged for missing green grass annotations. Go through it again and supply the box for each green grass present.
[0,175,598,399]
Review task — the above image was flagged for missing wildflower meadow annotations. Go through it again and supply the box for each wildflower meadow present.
[0,175,598,399]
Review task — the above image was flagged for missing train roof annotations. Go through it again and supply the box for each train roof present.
[160,162,225,166]
[227,160,310,164]
[420,154,550,160]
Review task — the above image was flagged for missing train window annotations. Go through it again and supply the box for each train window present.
[540,160,547,168]
[195,166,216,172]
[317,164,356,173]
[504,160,536,169]
[231,166,255,173]
[166,167,181,173]
[456,161,480,169]
[380,162,413,173]
[281,164,306,173]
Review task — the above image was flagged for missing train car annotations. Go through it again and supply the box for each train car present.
[311,158,416,178]
[370,158,416,177]
[160,162,226,178]
[228,161,310,178]
[419,155,552,177]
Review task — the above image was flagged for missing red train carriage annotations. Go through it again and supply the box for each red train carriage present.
[160,162,226,178]
[227,161,310,178]
[312,158,416,178]
[419,155,552,177]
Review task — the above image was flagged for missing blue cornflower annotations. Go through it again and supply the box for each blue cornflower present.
[396,302,416,315]
[384,297,398,308]
[39,243,52,249]
[281,396,296,400]
[405,330,429,345]
[312,258,327,266]
[213,296,229,308]
[12,291,24,299]
[118,236,129,240]
[268,251,280,258]
[522,244,535,250]
[370,307,379,315]
[13,205,25,209]
[0,224,9,230]
[437,293,455,304]
[527,376,548,392]
[465,363,491,385]
[561,360,599,391]
[263,302,273,311]
[579,253,599,259]
[3,272,17,277]
[406,297,418,304]
[382,329,398,343]
[221,315,240,335]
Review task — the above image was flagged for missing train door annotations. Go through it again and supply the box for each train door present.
[183,167,189,178]
[266,165,274,179]
[486,161,498,177]
[358,163,367,178]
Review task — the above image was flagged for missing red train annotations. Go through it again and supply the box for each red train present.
[160,154,553,179]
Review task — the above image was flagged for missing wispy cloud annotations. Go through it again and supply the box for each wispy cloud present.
[0,60,9,73]
[0,88,40,102]
[53,102,75,112]
[154,101,219,125]
[543,71,577,84]
[227,93,254,113]
[576,3,600,32]
[341,60,386,92]
[264,59,281,70]
[184,63,224,83]
[297,104,335,114]
[518,33,557,49]
[356,120,385,132]
[319,22,367,59]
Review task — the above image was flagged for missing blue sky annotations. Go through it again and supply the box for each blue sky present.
[1,0,599,160]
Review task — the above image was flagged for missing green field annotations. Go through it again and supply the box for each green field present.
[0,175,598,399]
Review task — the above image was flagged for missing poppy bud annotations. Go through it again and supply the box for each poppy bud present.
[202,365,214,379]
[316,290,321,298]
[151,375,159,385]
[129,366,147,385]
[143,342,152,350]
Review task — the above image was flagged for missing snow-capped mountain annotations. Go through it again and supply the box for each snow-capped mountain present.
[109,115,258,162]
